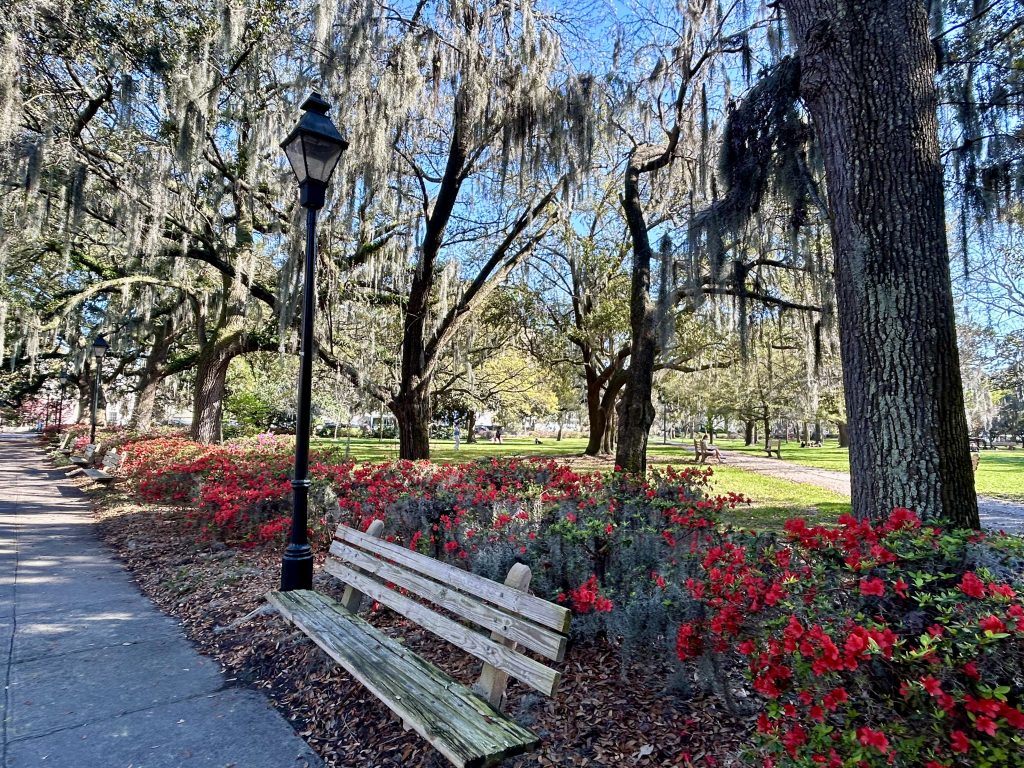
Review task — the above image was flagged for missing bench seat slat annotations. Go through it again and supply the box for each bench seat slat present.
[324,559,561,697]
[336,525,571,634]
[83,468,113,482]
[329,540,566,661]
[267,589,538,768]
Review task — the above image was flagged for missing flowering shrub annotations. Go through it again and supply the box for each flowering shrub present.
[675,509,1024,767]
[113,436,750,652]
[88,432,1024,764]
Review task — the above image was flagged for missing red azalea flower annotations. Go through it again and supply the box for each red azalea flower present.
[949,730,970,753]
[975,716,998,736]
[856,726,889,753]
[979,614,1007,634]
[859,577,885,597]
[959,572,987,598]
[920,675,943,696]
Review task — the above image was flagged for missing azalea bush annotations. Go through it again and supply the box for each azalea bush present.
[675,509,1024,767]
[105,433,1024,765]
[114,435,744,652]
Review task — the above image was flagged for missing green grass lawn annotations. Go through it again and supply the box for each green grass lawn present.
[312,436,850,530]
[706,437,1024,503]
[311,435,592,463]
[704,465,851,530]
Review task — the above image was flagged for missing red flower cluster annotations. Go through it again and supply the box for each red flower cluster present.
[677,509,1024,768]
[557,575,613,614]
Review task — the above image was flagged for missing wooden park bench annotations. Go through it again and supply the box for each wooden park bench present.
[267,521,571,768]
[67,443,98,469]
[82,449,121,484]
[992,438,1018,450]
[51,433,74,455]
[693,439,722,465]
[693,439,707,464]
[764,439,782,459]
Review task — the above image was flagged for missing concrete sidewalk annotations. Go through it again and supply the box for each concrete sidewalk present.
[0,433,323,768]
[720,448,1024,534]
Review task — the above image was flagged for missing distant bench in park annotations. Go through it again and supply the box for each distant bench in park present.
[692,439,724,464]
[63,443,121,484]
[763,438,782,459]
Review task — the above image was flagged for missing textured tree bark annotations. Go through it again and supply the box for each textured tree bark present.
[131,318,173,432]
[615,163,658,473]
[191,340,235,444]
[390,386,431,460]
[584,368,606,455]
[744,420,756,446]
[780,0,978,526]
[587,369,628,456]
[837,421,848,448]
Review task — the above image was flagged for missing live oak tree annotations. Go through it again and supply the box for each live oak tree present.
[528,188,633,456]
[778,0,979,526]
[317,0,599,459]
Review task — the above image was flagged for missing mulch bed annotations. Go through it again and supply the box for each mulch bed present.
[85,481,752,767]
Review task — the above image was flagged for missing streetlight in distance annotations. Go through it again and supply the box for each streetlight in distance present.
[57,372,69,429]
[279,92,348,592]
[90,335,109,444]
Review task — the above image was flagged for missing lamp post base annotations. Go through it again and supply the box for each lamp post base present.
[280,544,314,591]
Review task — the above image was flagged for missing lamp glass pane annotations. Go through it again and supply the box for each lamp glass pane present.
[284,139,309,184]
[301,134,344,183]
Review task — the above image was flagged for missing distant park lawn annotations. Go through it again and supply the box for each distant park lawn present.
[311,436,851,529]
[709,437,1024,503]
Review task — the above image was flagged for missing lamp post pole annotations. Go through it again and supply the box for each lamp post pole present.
[282,206,320,591]
[279,92,348,592]
[90,336,109,444]
[57,374,68,429]
[90,364,101,443]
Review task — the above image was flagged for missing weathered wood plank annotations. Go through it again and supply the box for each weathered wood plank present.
[474,563,531,708]
[323,559,562,697]
[335,525,571,633]
[339,519,384,613]
[267,590,538,768]
[329,539,566,661]
[83,468,114,483]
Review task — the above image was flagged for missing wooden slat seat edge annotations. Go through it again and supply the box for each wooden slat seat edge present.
[323,557,561,697]
[335,525,571,633]
[266,589,539,768]
[328,538,567,661]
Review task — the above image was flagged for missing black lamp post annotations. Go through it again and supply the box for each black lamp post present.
[279,92,348,592]
[90,335,109,444]
[57,373,68,429]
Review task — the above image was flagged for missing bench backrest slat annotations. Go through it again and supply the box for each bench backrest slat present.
[329,539,566,661]
[102,451,120,470]
[334,525,571,634]
[323,558,561,697]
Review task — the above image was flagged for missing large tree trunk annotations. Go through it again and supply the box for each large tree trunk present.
[584,368,607,455]
[615,163,659,473]
[744,419,755,446]
[130,319,173,432]
[391,387,431,460]
[191,341,234,444]
[132,375,160,433]
[781,0,978,527]
[837,421,849,448]
[76,377,91,424]
[587,370,627,456]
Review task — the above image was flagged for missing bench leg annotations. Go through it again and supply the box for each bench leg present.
[340,519,385,613]
[474,563,531,709]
